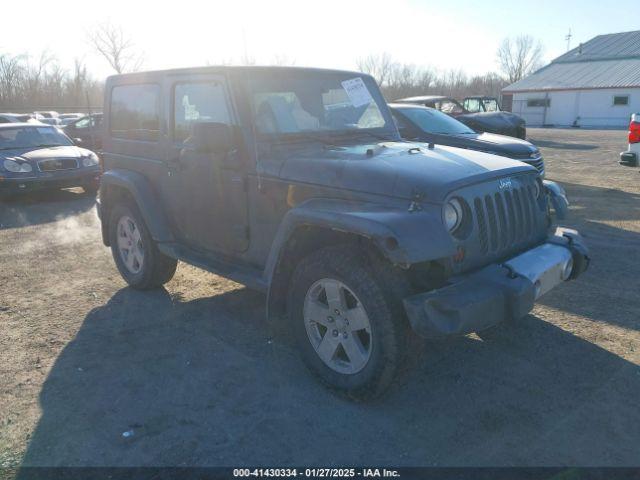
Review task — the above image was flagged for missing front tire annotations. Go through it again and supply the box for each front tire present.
[288,245,410,400]
[108,202,177,289]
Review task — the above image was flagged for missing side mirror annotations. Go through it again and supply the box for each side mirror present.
[189,122,234,154]
[73,138,83,145]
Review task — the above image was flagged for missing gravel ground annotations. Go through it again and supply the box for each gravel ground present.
[1,128,639,467]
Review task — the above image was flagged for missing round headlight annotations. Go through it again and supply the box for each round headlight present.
[82,153,99,167]
[3,159,32,173]
[443,198,463,233]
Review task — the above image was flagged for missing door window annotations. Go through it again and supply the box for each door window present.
[174,81,231,142]
[74,117,91,129]
[464,99,481,112]
[482,99,499,112]
[110,84,160,141]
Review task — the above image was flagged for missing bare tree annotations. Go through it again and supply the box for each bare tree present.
[0,49,103,112]
[497,35,544,83]
[272,54,296,66]
[356,53,394,87]
[88,22,143,74]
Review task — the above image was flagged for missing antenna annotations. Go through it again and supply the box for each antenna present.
[85,90,96,153]
[565,28,573,51]
[244,69,263,192]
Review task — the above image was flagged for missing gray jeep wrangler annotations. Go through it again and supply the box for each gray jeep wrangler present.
[97,66,589,399]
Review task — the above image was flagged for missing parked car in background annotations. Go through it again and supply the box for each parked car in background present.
[0,113,39,124]
[395,95,527,140]
[63,113,102,151]
[389,103,545,176]
[59,113,84,120]
[0,123,101,196]
[619,113,639,167]
[39,117,64,127]
[34,111,59,119]
[58,113,85,125]
[97,65,588,399]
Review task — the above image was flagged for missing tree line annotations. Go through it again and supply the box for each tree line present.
[357,36,543,102]
[1,23,544,113]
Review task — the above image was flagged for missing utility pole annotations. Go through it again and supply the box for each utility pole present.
[565,28,573,51]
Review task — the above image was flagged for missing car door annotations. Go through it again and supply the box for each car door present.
[164,75,249,254]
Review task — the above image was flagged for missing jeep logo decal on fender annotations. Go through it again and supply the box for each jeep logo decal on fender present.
[499,178,513,190]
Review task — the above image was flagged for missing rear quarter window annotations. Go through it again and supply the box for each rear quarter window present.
[110,84,160,141]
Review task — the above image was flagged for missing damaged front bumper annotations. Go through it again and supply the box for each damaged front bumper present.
[403,227,589,338]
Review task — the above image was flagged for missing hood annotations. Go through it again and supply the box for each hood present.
[0,145,91,162]
[457,111,525,128]
[447,132,538,158]
[277,141,536,202]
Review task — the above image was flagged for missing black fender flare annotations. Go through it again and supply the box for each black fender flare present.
[263,198,455,318]
[99,169,174,245]
[543,180,569,220]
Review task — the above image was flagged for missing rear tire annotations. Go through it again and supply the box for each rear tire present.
[108,202,177,289]
[288,245,411,400]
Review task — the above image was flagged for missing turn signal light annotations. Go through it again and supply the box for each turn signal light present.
[629,121,640,144]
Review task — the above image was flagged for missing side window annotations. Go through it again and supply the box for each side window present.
[613,95,629,106]
[74,117,91,129]
[527,98,551,108]
[174,81,231,142]
[464,99,481,112]
[110,84,160,141]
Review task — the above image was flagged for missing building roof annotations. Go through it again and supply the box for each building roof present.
[503,30,640,93]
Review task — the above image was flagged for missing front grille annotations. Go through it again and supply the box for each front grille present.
[525,157,545,175]
[473,181,541,255]
[38,158,78,171]
[450,173,547,273]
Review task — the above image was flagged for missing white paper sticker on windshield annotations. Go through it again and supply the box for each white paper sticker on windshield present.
[341,77,374,108]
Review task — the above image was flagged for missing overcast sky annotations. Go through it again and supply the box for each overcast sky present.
[2,0,639,79]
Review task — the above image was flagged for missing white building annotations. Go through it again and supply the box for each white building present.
[502,30,640,128]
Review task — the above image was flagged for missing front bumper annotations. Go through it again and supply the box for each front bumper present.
[619,151,638,167]
[403,227,589,338]
[0,167,101,195]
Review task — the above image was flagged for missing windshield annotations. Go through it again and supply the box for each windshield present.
[399,107,475,135]
[247,71,394,139]
[0,126,73,150]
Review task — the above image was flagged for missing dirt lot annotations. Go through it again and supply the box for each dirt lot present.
[1,128,639,467]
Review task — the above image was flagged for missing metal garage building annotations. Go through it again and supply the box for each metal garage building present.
[502,30,640,128]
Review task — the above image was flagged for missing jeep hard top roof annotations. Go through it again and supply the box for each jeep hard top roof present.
[106,65,371,84]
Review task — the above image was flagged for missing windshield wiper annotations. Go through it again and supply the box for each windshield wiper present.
[338,130,395,142]
[272,132,341,148]
[36,143,65,148]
